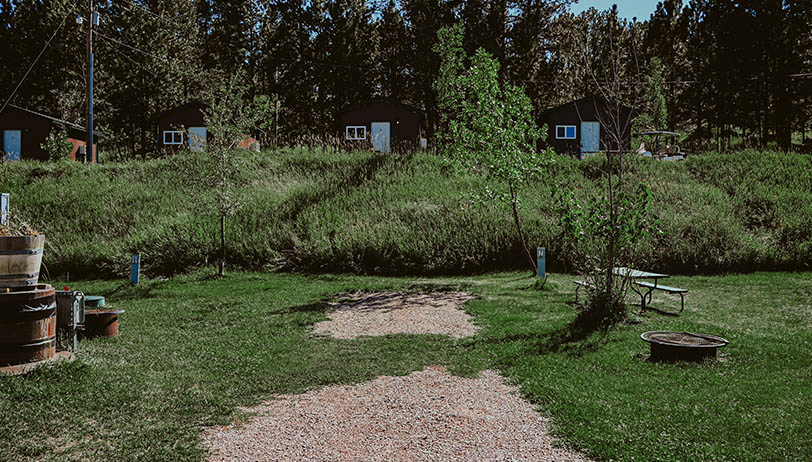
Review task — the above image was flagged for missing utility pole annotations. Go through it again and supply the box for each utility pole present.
[86,0,95,164]
[275,69,279,150]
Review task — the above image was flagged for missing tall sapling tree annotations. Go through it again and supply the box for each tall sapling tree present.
[433,23,555,273]
[564,16,660,329]
[198,71,275,277]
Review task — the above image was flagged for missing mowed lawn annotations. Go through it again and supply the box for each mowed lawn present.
[1,271,809,461]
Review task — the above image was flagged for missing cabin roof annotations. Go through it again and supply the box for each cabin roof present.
[152,101,208,120]
[6,104,106,136]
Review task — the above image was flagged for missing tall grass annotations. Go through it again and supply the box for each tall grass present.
[1,148,809,277]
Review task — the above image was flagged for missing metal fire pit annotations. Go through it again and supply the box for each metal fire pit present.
[83,309,124,338]
[641,331,728,362]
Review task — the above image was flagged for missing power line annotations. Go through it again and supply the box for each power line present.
[119,0,187,29]
[8,2,807,117]
[107,1,812,88]
[269,55,812,87]
[0,7,75,115]
[83,33,812,94]
[94,30,175,65]
[97,33,159,78]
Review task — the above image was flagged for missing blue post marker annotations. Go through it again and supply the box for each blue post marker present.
[88,49,94,163]
[130,254,141,285]
[1,193,8,226]
[85,2,97,164]
[537,247,547,281]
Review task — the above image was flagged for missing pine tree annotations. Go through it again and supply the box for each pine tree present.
[401,0,459,135]
[257,0,316,141]
[376,1,411,102]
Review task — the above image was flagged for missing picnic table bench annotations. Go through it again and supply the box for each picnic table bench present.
[634,281,687,313]
[573,280,592,303]
[573,267,688,313]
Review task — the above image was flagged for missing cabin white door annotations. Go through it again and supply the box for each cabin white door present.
[370,122,391,153]
[188,127,207,152]
[580,122,600,159]
[3,130,21,161]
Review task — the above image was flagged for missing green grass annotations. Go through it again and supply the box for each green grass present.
[2,271,809,461]
[1,148,811,277]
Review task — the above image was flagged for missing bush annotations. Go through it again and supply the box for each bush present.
[40,129,73,162]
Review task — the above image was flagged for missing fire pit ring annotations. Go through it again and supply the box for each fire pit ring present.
[83,310,124,339]
[641,331,728,362]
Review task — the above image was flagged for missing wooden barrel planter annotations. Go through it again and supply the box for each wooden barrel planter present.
[0,234,45,288]
[0,284,56,366]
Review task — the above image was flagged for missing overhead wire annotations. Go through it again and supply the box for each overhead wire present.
[7,0,808,118]
[94,30,176,65]
[111,0,812,88]
[119,0,187,30]
[96,32,160,79]
[252,55,812,88]
[0,6,75,115]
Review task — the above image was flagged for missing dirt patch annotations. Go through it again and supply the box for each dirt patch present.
[203,366,591,462]
[312,291,478,339]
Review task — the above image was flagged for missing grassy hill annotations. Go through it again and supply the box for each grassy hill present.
[1,148,810,278]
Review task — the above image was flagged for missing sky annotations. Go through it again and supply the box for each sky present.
[570,0,662,22]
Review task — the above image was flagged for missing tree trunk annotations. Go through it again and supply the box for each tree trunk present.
[606,161,616,295]
[761,117,768,149]
[509,182,537,274]
[218,214,226,277]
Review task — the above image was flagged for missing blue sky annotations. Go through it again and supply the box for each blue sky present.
[570,0,662,22]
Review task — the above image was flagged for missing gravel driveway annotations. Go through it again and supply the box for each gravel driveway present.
[203,366,590,462]
[204,292,589,461]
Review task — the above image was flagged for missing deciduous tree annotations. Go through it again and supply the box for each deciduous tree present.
[434,23,553,272]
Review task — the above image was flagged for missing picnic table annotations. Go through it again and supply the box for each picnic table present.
[614,267,687,313]
[574,267,687,313]
[613,267,669,284]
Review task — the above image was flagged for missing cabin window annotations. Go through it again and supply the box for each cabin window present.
[556,125,576,140]
[345,126,366,140]
[163,130,184,145]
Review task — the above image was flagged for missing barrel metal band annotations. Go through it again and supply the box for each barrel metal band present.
[0,248,43,256]
[19,300,57,313]
[0,272,39,280]
[17,338,56,348]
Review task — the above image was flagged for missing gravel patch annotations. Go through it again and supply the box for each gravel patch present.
[203,366,590,462]
[312,292,478,339]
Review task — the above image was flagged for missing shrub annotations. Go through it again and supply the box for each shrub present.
[40,129,73,162]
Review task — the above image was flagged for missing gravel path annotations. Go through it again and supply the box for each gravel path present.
[312,292,478,339]
[203,366,590,462]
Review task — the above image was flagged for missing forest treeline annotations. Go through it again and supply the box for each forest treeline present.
[2,0,810,156]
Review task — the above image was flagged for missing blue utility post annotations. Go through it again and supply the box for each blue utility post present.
[88,51,93,163]
[537,247,547,281]
[1,193,8,226]
[85,1,98,163]
[130,254,141,285]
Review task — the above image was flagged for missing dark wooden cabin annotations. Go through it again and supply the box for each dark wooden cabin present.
[153,101,209,151]
[539,96,634,158]
[337,99,426,152]
[0,105,101,162]
[153,101,260,152]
